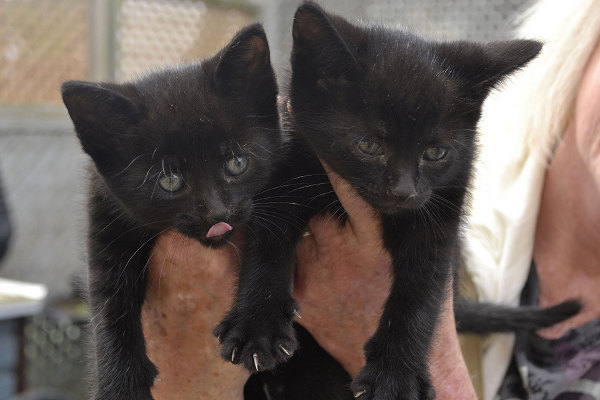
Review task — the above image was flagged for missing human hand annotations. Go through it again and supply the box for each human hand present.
[294,164,477,398]
[293,164,392,377]
[142,230,249,400]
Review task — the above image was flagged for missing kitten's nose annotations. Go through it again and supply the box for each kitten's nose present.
[203,194,231,223]
[391,175,417,200]
[206,208,231,224]
[392,190,418,203]
[398,191,418,200]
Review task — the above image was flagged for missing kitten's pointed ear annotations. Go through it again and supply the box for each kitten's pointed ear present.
[438,40,542,100]
[61,80,140,162]
[214,23,276,100]
[292,2,360,84]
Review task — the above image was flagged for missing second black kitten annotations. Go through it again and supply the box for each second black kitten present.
[288,4,543,399]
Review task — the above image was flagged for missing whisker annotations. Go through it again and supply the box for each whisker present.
[254,173,329,196]
[246,141,277,158]
[112,152,152,177]
[137,164,161,188]
[308,189,337,204]
[250,215,288,247]
[253,200,312,209]
[95,211,128,235]
[252,209,304,231]
[97,219,172,254]
[150,171,163,201]
[117,226,174,287]
[286,181,333,194]
[225,239,242,265]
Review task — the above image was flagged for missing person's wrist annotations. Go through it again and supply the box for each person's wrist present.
[143,304,249,400]
[142,231,249,399]
[429,291,477,400]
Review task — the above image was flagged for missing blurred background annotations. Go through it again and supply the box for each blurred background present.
[0,0,532,398]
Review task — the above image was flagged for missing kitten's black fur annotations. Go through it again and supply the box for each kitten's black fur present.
[225,3,545,400]
[454,297,581,333]
[62,24,284,399]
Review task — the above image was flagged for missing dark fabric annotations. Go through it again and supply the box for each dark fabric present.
[0,171,11,262]
[497,265,600,400]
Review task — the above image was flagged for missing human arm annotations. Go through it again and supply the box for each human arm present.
[142,230,249,400]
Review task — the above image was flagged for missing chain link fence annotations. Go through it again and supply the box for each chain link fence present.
[0,0,533,108]
[263,0,534,73]
[117,0,254,80]
[0,0,89,107]
[23,305,87,400]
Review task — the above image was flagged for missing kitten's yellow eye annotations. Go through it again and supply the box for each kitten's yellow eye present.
[225,155,249,176]
[357,139,383,155]
[423,147,448,161]
[158,173,184,192]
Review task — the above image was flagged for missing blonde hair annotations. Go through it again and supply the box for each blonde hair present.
[480,0,600,161]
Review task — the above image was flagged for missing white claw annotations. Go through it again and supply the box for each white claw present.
[279,344,291,356]
[253,353,260,371]
[354,390,367,398]
[293,309,302,319]
[231,348,237,362]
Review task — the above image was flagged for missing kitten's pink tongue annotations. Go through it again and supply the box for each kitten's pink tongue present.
[206,222,233,238]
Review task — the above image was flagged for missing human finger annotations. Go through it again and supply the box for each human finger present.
[320,161,381,240]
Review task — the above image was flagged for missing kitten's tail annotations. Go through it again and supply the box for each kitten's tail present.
[455,297,582,334]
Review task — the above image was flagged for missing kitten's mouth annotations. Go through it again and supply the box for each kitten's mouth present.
[364,194,427,213]
[176,214,244,248]
[196,223,234,248]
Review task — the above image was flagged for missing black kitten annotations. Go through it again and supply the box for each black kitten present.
[62,24,282,399]
[287,4,542,399]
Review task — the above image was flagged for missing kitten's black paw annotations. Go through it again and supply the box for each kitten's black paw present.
[351,361,435,400]
[213,300,299,372]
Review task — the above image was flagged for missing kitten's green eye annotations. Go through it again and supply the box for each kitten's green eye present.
[158,173,184,192]
[225,155,249,176]
[357,139,383,155]
[423,147,448,161]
